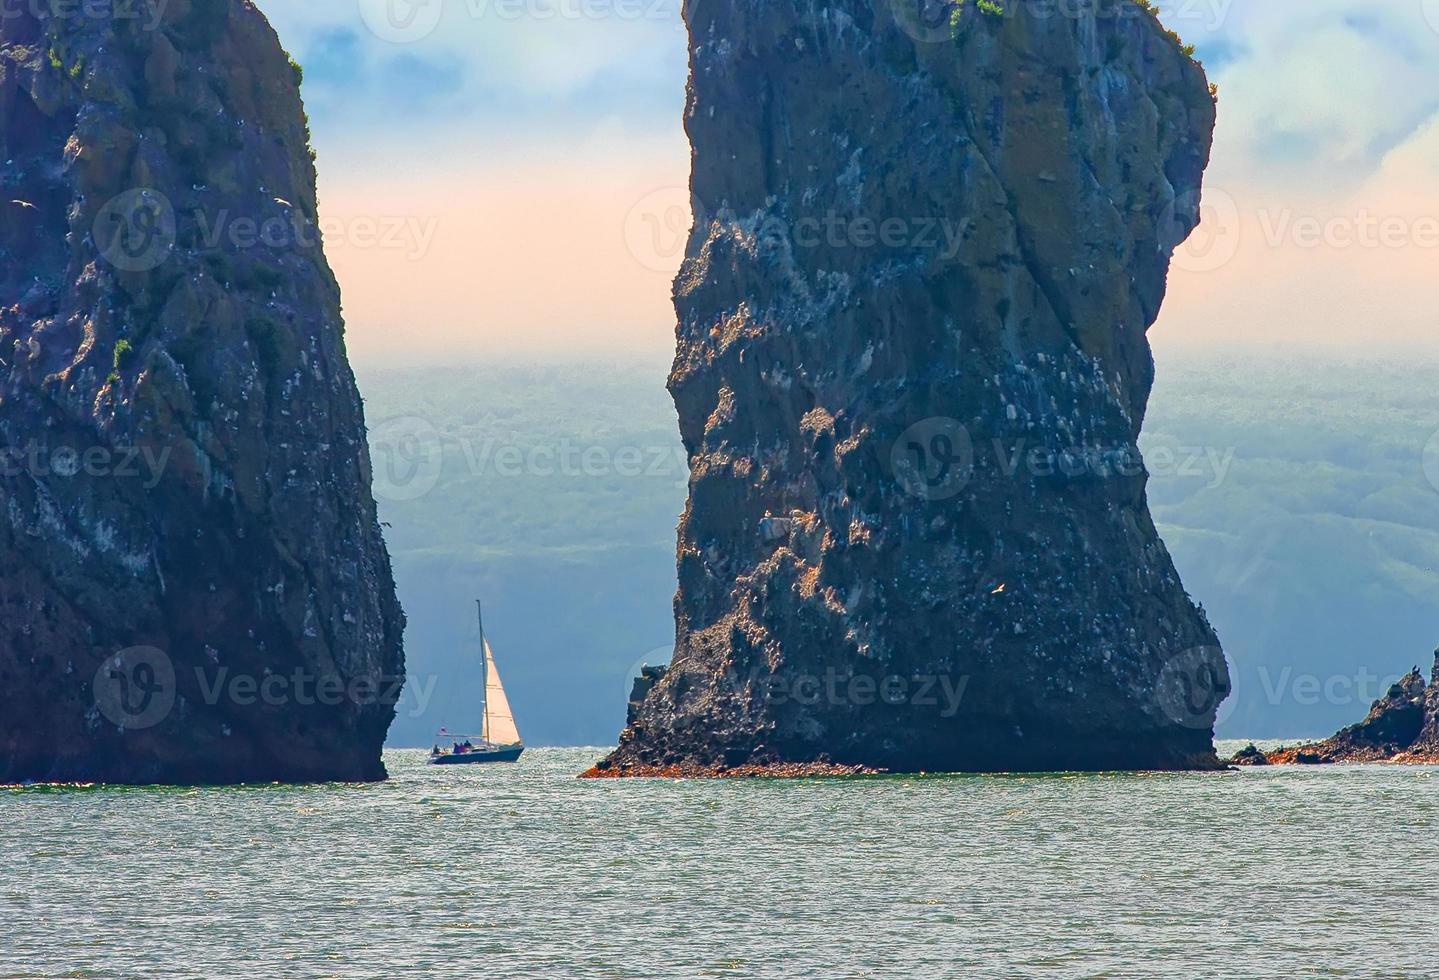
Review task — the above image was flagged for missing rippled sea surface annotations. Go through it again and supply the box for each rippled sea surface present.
[5,743,1437,978]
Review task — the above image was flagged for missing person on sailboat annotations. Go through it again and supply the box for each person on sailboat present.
[426,600,525,766]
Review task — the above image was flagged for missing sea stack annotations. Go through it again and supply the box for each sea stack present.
[1260,651,1439,765]
[0,1,404,782]
[592,0,1227,776]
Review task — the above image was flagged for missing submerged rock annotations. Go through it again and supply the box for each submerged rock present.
[0,1,404,783]
[592,0,1226,777]
[1266,653,1439,765]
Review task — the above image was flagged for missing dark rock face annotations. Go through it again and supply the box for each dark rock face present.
[1230,744,1270,767]
[627,665,669,727]
[595,0,1226,776]
[1267,653,1439,765]
[0,0,404,783]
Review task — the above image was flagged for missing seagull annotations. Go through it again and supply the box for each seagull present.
[9,200,36,209]
[991,584,1007,595]
[273,197,293,208]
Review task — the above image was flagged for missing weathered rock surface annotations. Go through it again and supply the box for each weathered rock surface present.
[0,0,404,783]
[1262,652,1439,765]
[1230,744,1270,767]
[591,0,1227,777]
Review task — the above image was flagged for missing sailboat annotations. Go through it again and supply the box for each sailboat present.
[428,601,525,766]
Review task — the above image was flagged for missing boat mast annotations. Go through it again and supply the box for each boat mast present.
[477,599,489,743]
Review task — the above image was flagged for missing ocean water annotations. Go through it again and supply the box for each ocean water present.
[5,744,1436,979]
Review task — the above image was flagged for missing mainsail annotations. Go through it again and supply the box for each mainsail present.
[483,639,522,746]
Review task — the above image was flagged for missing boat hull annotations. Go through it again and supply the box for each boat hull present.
[428,745,524,766]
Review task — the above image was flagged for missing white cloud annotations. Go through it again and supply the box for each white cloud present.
[262,0,686,103]
[257,0,1438,354]
[1152,0,1439,350]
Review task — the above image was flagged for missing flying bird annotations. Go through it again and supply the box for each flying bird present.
[273,197,293,208]
[9,200,36,209]
[991,584,1007,595]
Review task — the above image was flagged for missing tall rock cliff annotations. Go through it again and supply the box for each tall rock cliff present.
[594,0,1227,775]
[0,0,404,783]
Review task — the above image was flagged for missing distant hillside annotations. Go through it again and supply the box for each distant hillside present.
[357,349,1439,746]
[1143,349,1439,738]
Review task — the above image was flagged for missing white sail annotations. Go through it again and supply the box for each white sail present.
[483,639,522,746]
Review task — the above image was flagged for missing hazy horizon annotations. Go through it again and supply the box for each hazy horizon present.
[355,347,1439,748]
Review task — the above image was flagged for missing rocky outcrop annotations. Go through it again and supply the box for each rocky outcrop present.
[1230,744,1270,767]
[0,0,404,783]
[627,664,669,727]
[1262,652,1439,765]
[590,0,1226,776]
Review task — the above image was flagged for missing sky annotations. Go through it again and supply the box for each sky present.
[256,0,1439,364]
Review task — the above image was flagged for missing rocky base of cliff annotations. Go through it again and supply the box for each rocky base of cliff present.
[1231,652,1439,766]
[581,759,880,780]
[593,681,1229,777]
